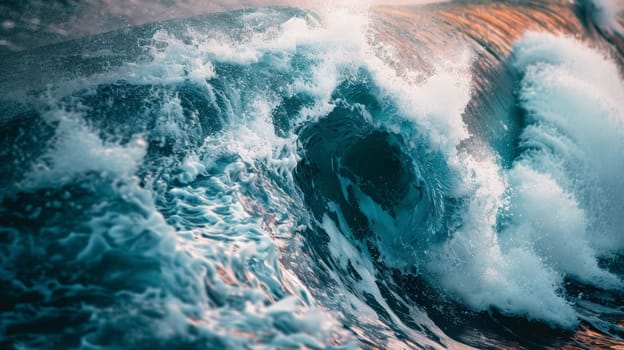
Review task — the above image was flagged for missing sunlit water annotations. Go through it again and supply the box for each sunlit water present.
[1,2,623,349]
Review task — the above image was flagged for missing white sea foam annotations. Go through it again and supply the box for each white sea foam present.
[13,5,623,346]
[311,7,585,329]
[67,5,624,333]
[316,14,624,328]
[585,0,624,35]
[513,32,624,254]
[426,146,582,327]
[322,206,461,349]
[292,6,583,329]
[427,32,624,327]
[23,109,147,188]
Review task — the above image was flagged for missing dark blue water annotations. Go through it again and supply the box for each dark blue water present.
[1,5,623,349]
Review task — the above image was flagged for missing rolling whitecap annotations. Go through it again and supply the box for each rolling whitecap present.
[0,2,623,349]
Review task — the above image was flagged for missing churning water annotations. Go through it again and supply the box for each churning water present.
[1,1,623,349]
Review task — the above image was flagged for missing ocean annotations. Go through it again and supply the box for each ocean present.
[1,1,623,349]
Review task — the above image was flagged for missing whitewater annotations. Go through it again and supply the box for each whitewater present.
[0,1,623,349]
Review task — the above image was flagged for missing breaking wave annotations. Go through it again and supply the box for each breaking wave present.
[1,4,623,349]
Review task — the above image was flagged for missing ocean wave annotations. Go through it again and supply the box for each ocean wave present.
[1,3,623,349]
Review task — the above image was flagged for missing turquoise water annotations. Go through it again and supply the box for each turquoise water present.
[1,5,623,349]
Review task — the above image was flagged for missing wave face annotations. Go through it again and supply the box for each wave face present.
[1,4,623,349]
